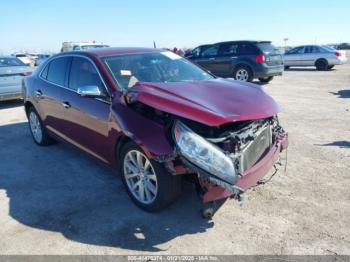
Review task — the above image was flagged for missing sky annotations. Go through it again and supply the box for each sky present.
[1,0,349,54]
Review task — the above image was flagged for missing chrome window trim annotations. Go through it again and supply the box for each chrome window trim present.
[38,54,112,103]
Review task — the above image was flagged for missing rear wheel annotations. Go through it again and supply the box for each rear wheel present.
[119,141,182,212]
[258,76,274,83]
[233,65,253,82]
[315,59,328,71]
[28,107,54,146]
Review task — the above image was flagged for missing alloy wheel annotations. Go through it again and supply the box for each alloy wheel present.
[235,69,249,81]
[123,150,158,204]
[29,111,43,143]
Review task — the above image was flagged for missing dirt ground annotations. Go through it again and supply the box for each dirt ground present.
[0,59,349,255]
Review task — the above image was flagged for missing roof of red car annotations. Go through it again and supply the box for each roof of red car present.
[72,47,164,57]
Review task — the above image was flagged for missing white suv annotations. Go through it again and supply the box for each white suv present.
[61,42,109,52]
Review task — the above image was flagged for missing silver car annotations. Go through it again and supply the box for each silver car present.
[0,56,33,101]
[283,45,347,70]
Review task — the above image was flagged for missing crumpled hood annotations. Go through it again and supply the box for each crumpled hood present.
[127,78,280,126]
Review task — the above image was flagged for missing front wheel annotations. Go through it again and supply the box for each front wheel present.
[233,65,253,82]
[258,76,274,83]
[119,141,182,212]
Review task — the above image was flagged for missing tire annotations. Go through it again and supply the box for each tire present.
[315,59,328,71]
[258,76,274,83]
[28,106,55,146]
[233,65,253,82]
[328,65,334,70]
[119,141,182,212]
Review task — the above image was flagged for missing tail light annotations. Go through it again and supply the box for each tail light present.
[256,54,265,63]
[335,51,341,57]
[21,72,32,76]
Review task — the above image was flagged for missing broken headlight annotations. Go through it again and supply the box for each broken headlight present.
[173,121,237,183]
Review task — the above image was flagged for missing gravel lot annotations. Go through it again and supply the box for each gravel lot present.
[0,59,349,255]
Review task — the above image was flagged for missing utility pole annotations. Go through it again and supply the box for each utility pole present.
[283,38,289,52]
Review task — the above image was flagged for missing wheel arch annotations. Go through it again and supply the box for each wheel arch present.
[233,62,253,75]
[314,57,328,66]
[24,101,35,117]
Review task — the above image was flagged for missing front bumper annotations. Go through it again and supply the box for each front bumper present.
[202,132,288,203]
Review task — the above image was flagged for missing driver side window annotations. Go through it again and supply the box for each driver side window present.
[201,45,219,57]
[69,57,105,94]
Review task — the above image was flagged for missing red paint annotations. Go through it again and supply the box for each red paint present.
[130,80,280,126]
[203,133,288,202]
[23,47,288,208]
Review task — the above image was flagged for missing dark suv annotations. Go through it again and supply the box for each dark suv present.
[186,41,284,83]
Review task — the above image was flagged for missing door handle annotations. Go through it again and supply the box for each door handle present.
[62,102,71,109]
[35,90,42,97]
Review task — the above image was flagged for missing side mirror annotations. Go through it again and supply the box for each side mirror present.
[77,85,102,97]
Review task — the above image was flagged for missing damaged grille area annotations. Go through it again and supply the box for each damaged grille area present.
[240,125,272,171]
[183,117,275,175]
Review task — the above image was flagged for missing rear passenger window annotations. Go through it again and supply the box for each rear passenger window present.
[304,46,312,53]
[238,44,257,55]
[69,57,104,92]
[311,46,320,53]
[46,57,70,86]
[219,43,238,56]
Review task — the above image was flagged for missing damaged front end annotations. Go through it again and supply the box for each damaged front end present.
[169,116,288,208]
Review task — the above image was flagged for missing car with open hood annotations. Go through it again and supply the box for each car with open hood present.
[22,48,288,218]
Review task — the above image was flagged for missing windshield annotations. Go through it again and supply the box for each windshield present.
[104,51,214,90]
[0,57,26,67]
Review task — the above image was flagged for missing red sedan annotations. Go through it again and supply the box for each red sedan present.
[23,48,288,218]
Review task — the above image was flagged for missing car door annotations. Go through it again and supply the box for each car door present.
[283,46,305,66]
[311,46,324,65]
[213,42,240,77]
[193,44,220,74]
[37,56,71,134]
[303,46,320,66]
[59,56,111,163]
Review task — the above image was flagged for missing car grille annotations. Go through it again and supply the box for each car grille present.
[242,126,272,171]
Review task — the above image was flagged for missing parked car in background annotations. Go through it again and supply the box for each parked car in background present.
[35,54,51,66]
[0,56,33,101]
[61,41,109,52]
[283,45,347,70]
[337,43,350,50]
[187,41,284,83]
[22,48,288,218]
[12,53,34,67]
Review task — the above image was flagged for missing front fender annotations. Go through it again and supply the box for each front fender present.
[110,99,174,159]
